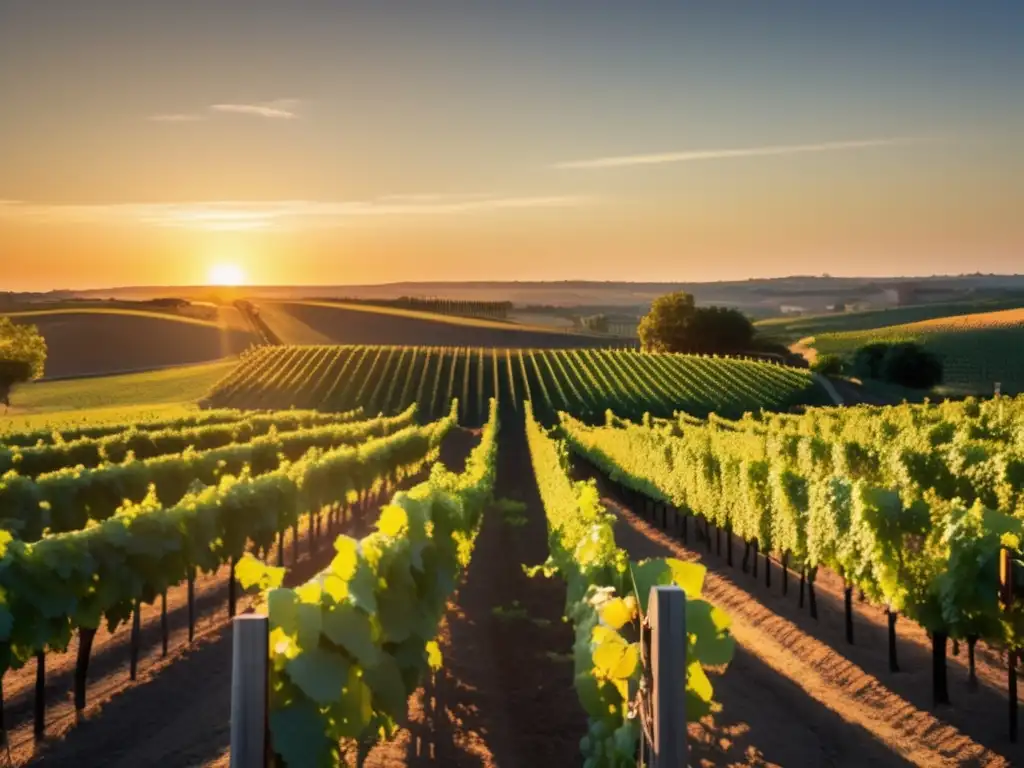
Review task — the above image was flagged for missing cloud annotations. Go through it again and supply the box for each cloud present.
[554,136,941,169]
[0,195,590,231]
[148,113,207,122]
[209,99,300,119]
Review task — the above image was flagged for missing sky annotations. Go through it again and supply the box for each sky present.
[2,1,1023,290]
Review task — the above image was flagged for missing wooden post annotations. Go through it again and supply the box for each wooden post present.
[188,567,196,643]
[230,614,269,768]
[647,586,687,767]
[74,628,97,710]
[33,652,45,738]
[161,592,169,657]
[229,557,238,618]
[129,601,142,681]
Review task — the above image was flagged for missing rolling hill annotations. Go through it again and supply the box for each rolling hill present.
[3,306,257,378]
[253,300,619,348]
[809,307,1024,394]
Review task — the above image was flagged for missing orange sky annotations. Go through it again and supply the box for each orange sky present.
[2,2,1023,290]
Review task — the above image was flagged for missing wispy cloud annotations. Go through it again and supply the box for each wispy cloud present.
[0,195,590,231]
[148,113,207,123]
[210,99,300,120]
[147,99,301,123]
[554,136,941,170]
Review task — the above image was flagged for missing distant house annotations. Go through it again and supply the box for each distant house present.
[780,305,807,315]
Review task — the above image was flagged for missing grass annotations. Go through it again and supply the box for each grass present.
[3,360,235,419]
[285,300,599,336]
[1,307,224,328]
[810,308,1024,395]
[0,403,200,435]
[756,297,1024,344]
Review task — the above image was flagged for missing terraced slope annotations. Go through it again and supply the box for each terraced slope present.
[206,345,827,425]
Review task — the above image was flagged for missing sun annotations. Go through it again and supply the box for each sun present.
[209,263,246,286]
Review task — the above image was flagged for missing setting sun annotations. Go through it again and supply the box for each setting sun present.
[208,263,246,286]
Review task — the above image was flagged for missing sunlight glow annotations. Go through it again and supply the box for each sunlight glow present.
[208,263,246,286]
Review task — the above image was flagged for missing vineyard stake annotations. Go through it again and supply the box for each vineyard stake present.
[742,542,751,573]
[844,585,854,645]
[229,557,238,618]
[230,614,269,768]
[932,631,950,705]
[33,652,45,738]
[276,529,284,566]
[808,568,818,619]
[765,552,771,589]
[188,567,196,643]
[966,636,978,689]
[799,568,806,609]
[129,600,142,681]
[781,552,789,594]
[161,591,169,656]
[716,527,722,556]
[704,520,713,554]
[74,628,97,710]
[751,540,759,578]
[646,586,687,766]
[887,610,900,672]
[726,525,733,567]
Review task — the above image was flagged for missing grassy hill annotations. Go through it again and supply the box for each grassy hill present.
[255,301,619,348]
[3,307,257,378]
[810,307,1024,395]
[756,297,1024,344]
[0,359,235,431]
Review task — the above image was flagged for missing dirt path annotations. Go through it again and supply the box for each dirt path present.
[578,465,1023,767]
[364,423,584,767]
[18,432,476,768]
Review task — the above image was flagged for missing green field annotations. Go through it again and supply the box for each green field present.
[1,359,236,431]
[756,297,1024,344]
[809,307,1024,395]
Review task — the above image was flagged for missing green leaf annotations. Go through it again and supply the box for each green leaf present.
[268,588,298,634]
[321,604,379,667]
[425,640,443,671]
[270,698,333,768]
[347,562,378,614]
[331,536,359,581]
[377,505,408,537]
[286,647,350,705]
[599,597,636,631]
[687,600,735,667]
[295,603,323,651]
[363,653,408,719]
[235,553,284,591]
[666,558,705,598]
[629,559,671,613]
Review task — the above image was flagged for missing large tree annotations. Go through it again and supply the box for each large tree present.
[637,291,754,354]
[0,318,47,410]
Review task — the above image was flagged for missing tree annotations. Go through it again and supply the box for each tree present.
[0,318,47,410]
[850,340,943,389]
[811,354,844,376]
[638,292,754,354]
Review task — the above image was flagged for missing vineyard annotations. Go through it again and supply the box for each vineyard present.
[1,343,1023,765]
[809,307,1024,394]
[559,395,1024,738]
[205,344,827,424]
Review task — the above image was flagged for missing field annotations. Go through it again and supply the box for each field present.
[3,306,256,378]
[254,300,615,347]
[0,347,1021,767]
[809,307,1024,394]
[205,344,828,423]
[1,360,235,425]
[756,297,1024,345]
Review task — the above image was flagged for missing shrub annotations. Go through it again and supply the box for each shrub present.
[811,354,844,376]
